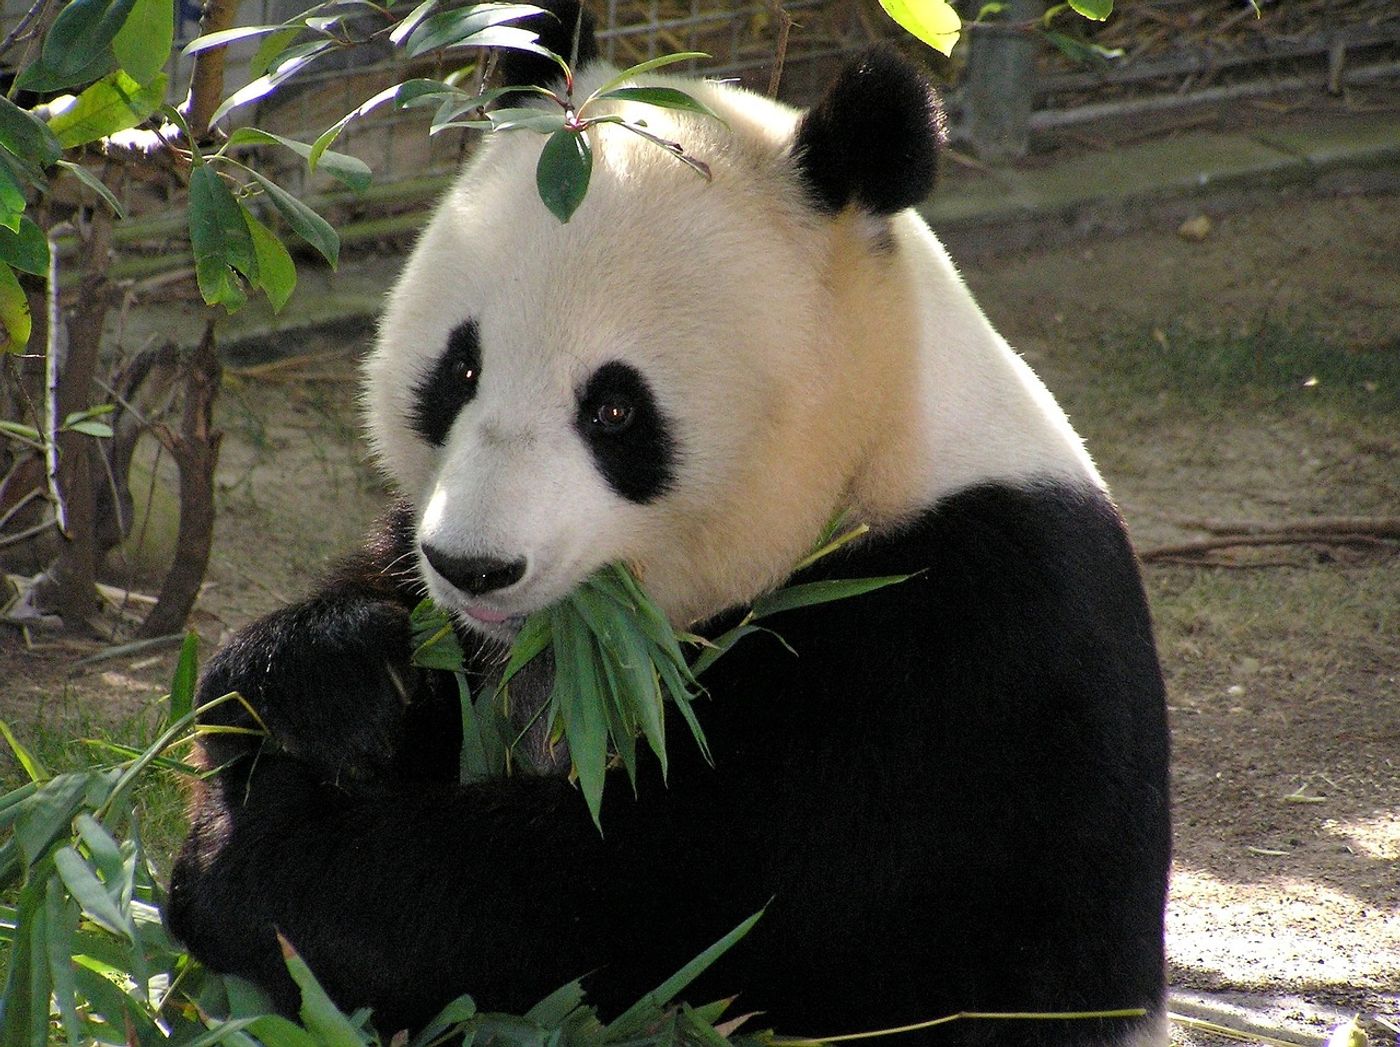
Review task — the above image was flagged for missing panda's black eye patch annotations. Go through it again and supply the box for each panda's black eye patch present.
[409,320,481,446]
[576,362,675,504]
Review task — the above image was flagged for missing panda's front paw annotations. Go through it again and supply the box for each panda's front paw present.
[199,596,421,783]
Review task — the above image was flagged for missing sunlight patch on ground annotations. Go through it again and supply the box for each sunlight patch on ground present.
[1321,816,1400,863]
[1168,867,1400,990]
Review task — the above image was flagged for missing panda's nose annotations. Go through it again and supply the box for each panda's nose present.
[421,544,527,596]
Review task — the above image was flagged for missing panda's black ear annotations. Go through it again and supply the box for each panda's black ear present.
[495,0,599,92]
[791,46,945,216]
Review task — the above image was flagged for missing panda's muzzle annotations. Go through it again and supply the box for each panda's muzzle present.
[420,543,527,597]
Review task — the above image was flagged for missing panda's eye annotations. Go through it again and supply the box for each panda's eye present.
[593,400,635,433]
[454,359,478,384]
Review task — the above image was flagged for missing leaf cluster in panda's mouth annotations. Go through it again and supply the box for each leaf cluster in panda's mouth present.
[410,518,908,833]
[410,563,708,831]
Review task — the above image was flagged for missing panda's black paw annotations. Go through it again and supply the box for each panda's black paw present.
[197,596,420,783]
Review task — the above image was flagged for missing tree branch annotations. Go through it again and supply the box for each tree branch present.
[185,0,244,139]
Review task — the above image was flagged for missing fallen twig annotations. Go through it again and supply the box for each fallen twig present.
[1141,532,1395,562]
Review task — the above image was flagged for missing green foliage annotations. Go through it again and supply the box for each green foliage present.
[877,0,961,57]
[0,643,771,1044]
[413,522,907,829]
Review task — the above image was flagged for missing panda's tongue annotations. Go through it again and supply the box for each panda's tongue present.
[466,605,512,624]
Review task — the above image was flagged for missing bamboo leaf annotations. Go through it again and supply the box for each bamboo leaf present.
[278,932,367,1046]
[53,846,134,941]
[12,773,93,868]
[750,575,909,620]
[44,875,83,1047]
[168,632,200,728]
[605,908,764,1037]
[456,674,494,785]
[554,607,608,830]
[112,0,174,84]
[0,719,49,782]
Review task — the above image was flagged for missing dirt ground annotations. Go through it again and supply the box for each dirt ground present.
[2,189,1397,1041]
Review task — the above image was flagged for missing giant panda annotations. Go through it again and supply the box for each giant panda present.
[168,5,1172,1044]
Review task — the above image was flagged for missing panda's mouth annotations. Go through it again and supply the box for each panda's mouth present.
[463,604,518,626]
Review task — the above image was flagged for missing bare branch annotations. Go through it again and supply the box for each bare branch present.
[765,0,794,99]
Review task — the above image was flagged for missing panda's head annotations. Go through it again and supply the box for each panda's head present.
[364,11,945,637]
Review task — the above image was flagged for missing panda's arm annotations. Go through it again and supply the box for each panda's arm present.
[195,500,446,784]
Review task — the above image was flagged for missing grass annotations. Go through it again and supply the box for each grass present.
[1060,321,1399,426]
[0,689,189,882]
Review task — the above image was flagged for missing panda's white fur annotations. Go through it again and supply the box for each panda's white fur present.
[364,64,1100,634]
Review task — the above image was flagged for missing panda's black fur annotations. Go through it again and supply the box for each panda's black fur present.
[168,9,1171,1043]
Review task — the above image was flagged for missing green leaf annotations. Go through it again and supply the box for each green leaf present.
[278,933,366,1047]
[605,908,764,1037]
[14,774,97,868]
[308,82,402,172]
[113,0,174,84]
[0,96,62,169]
[0,720,48,781]
[403,3,544,57]
[588,52,710,99]
[410,994,477,1047]
[486,107,566,132]
[244,208,297,312]
[525,979,586,1027]
[16,0,134,91]
[168,632,199,726]
[249,26,304,79]
[53,846,135,941]
[16,49,116,95]
[553,605,608,830]
[208,40,334,126]
[535,128,591,223]
[0,261,31,353]
[224,127,371,192]
[54,160,126,217]
[47,71,168,149]
[45,874,83,1047]
[0,162,26,232]
[181,23,285,56]
[62,419,113,437]
[188,164,255,311]
[246,167,338,265]
[390,0,440,46]
[593,86,721,121]
[1067,0,1112,19]
[455,675,495,784]
[877,0,961,56]
[750,575,909,620]
[1041,29,1122,64]
[0,217,48,276]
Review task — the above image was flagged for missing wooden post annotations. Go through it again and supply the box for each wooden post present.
[965,0,1041,164]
